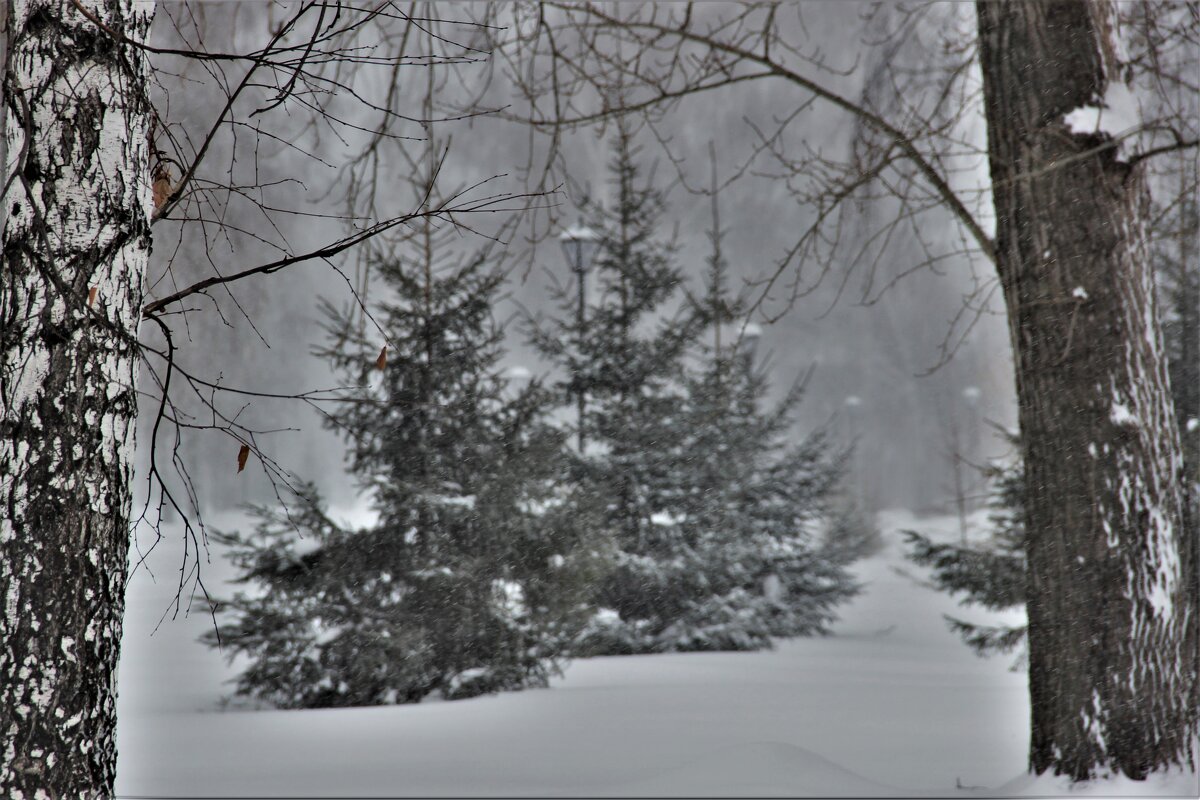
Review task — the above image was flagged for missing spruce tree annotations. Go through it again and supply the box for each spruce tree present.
[533,136,859,654]
[902,434,1028,661]
[529,123,703,655]
[658,188,860,652]
[206,213,604,708]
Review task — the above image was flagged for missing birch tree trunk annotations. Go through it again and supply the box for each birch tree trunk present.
[1,1,155,795]
[977,0,1196,780]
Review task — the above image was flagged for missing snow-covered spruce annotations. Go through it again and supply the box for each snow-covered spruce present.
[531,123,860,656]
[903,434,1028,663]
[205,246,607,709]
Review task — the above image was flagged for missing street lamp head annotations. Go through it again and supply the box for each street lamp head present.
[737,322,763,357]
[560,222,601,274]
[561,220,599,452]
[506,365,532,382]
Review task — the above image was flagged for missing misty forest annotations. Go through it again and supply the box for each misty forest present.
[1,2,1198,798]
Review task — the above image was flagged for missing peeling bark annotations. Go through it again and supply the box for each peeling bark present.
[977,0,1196,781]
[1,1,154,796]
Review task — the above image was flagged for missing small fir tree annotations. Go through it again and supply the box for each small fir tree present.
[529,123,704,654]
[656,187,859,652]
[206,239,606,708]
[902,432,1028,662]
[535,137,860,653]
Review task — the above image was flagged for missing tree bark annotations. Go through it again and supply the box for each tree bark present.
[977,0,1196,781]
[1,1,154,795]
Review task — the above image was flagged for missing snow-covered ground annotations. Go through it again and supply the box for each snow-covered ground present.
[114,510,1198,797]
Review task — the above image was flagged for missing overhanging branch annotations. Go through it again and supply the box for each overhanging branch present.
[541,2,997,264]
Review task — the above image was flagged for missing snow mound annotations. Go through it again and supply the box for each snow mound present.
[120,509,1199,797]
[612,741,896,797]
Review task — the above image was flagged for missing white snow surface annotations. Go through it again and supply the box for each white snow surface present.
[114,509,1198,797]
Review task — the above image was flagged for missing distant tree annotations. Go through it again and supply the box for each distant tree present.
[662,215,860,652]
[206,238,606,707]
[902,431,1027,662]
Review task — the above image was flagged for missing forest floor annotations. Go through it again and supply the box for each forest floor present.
[114,510,1197,798]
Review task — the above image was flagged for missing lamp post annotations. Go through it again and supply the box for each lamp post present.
[962,386,982,465]
[947,385,983,543]
[958,385,982,543]
[560,222,600,451]
[844,394,864,506]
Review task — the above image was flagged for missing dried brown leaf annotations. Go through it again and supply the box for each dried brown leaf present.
[152,165,173,211]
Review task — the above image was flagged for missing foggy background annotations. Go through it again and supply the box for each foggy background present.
[133,1,1017,554]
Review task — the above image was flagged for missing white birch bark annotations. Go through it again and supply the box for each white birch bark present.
[1,2,10,222]
[1,1,155,795]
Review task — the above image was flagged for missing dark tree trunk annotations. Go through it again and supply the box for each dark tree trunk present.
[977,0,1196,781]
[1,1,154,796]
